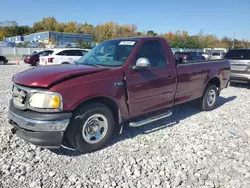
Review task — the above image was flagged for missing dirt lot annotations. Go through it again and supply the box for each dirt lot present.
[0,64,250,188]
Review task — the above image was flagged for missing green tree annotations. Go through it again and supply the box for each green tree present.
[17,26,32,35]
[0,31,5,40]
[94,22,117,42]
[55,22,66,32]
[221,37,233,48]
[41,17,58,31]
[81,22,95,34]
[33,21,44,32]
[64,21,79,33]
[147,30,157,36]
[33,17,58,32]
[204,35,217,48]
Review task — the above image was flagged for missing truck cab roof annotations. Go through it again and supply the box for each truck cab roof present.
[107,36,164,41]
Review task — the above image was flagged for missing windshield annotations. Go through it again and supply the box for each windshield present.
[224,50,250,60]
[187,52,202,56]
[76,40,137,67]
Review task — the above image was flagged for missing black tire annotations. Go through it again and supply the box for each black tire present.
[66,103,115,153]
[200,84,218,111]
[62,62,70,64]
[35,61,39,66]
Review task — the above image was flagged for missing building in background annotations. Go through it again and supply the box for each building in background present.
[0,41,16,47]
[4,31,93,48]
[4,36,23,43]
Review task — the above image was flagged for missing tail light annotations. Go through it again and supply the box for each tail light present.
[47,57,54,63]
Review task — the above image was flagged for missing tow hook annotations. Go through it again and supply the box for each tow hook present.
[11,127,18,134]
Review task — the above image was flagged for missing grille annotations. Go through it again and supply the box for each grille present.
[12,85,28,109]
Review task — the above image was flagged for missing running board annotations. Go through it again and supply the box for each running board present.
[129,110,172,127]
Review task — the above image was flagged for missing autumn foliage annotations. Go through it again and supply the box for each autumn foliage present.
[0,17,249,49]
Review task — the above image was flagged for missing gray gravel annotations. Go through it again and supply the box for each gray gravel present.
[1,63,250,188]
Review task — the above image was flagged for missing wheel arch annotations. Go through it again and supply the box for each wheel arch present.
[73,96,123,125]
[61,62,70,64]
[202,76,221,96]
[207,76,221,88]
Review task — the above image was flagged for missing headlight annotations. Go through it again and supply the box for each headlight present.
[29,92,62,110]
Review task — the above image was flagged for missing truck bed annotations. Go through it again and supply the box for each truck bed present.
[175,59,231,105]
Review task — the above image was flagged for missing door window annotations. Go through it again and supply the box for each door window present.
[66,50,83,56]
[81,50,88,56]
[134,40,167,68]
[57,50,83,56]
[224,50,250,60]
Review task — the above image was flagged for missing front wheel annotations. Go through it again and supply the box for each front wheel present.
[65,103,115,153]
[200,84,218,111]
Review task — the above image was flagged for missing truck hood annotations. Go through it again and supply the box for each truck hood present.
[13,65,109,88]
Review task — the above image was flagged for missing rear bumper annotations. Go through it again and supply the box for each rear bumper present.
[24,60,36,65]
[8,102,72,148]
[24,59,30,64]
[230,73,250,83]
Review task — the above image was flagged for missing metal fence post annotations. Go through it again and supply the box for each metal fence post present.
[13,47,15,55]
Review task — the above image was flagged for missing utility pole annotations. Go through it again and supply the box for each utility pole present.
[232,32,235,48]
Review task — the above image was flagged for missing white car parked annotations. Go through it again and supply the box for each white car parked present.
[209,52,226,60]
[39,48,89,65]
[202,52,211,60]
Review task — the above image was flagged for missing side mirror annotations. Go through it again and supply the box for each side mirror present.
[132,58,151,70]
[177,57,183,64]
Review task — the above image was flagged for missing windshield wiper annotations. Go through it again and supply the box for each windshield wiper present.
[74,61,78,65]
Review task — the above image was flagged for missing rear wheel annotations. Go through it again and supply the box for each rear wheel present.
[66,103,115,153]
[200,84,218,111]
[35,61,39,66]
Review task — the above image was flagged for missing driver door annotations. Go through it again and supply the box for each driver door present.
[125,39,177,118]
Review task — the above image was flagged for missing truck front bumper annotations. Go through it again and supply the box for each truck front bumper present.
[8,102,72,148]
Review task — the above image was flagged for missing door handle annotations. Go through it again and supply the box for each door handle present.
[166,76,174,79]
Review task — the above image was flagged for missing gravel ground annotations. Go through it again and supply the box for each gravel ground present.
[0,63,250,188]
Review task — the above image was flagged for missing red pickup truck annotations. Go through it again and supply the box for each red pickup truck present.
[8,37,231,153]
